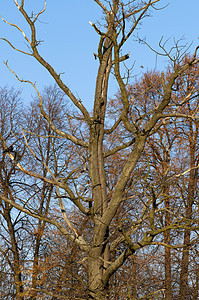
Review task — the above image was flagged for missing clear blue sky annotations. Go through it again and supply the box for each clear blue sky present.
[0,1,199,109]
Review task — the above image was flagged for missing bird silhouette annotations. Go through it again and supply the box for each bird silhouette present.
[3,145,14,153]
[3,145,18,160]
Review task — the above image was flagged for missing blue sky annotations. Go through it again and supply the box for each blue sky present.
[0,1,199,110]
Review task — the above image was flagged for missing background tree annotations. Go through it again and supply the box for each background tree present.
[0,86,83,299]
[0,87,25,299]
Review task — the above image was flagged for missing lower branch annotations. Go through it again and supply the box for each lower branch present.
[0,193,88,251]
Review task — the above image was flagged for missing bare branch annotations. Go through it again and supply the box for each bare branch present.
[0,38,32,56]
[33,0,47,23]
[56,186,79,238]
[104,137,136,158]
[4,61,89,148]
[93,0,108,14]
[0,192,88,251]
[119,0,160,48]
[121,0,160,20]
[0,14,31,44]
[4,2,91,123]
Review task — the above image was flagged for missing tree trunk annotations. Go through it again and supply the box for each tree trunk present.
[193,266,199,300]
[179,125,197,299]
[163,151,172,299]
[164,197,172,299]
[5,209,24,300]
[88,248,109,299]
[179,230,191,299]
[164,228,172,300]
[88,14,114,299]
[131,255,137,299]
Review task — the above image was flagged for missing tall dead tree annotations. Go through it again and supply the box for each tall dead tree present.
[0,1,199,299]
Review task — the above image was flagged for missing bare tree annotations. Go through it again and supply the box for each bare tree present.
[0,87,25,299]
[0,86,76,299]
[0,1,199,299]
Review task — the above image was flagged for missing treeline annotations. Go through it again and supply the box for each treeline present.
[0,58,199,299]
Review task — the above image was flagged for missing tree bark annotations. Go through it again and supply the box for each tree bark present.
[179,121,197,299]
[162,148,172,299]
[88,13,114,299]
[4,209,24,300]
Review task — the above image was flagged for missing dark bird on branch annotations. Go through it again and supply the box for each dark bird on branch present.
[3,145,18,160]
[3,145,14,153]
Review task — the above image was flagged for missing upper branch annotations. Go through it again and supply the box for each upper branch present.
[1,14,31,44]
[4,61,89,148]
[121,0,160,21]
[32,0,47,23]
[9,1,91,124]
[119,0,157,49]
[93,0,108,14]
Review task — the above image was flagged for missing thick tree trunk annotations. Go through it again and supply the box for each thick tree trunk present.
[88,250,108,299]
[88,225,111,299]
[88,15,114,299]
